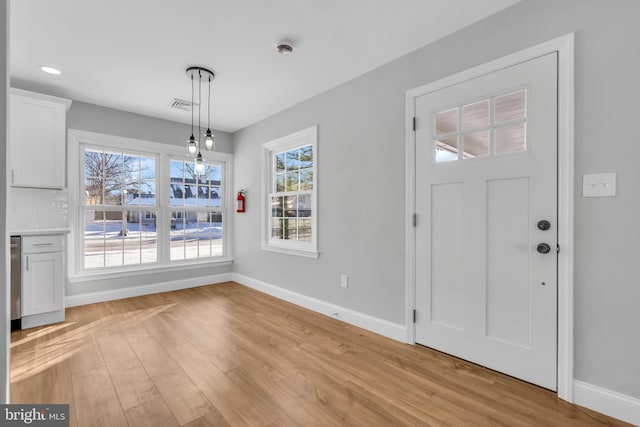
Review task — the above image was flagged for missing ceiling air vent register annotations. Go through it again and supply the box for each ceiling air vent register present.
[169,98,197,111]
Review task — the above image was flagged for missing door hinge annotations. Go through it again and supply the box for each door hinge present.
[412,213,417,227]
[413,309,417,323]
[412,117,417,131]
[557,244,560,254]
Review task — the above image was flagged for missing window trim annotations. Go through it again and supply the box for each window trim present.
[261,125,319,258]
[67,129,233,279]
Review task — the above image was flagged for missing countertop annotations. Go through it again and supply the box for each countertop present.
[10,228,71,236]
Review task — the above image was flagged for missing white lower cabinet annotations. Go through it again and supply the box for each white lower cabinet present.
[21,235,65,320]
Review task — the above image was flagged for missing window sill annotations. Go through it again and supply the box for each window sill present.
[261,245,319,259]
[68,258,233,283]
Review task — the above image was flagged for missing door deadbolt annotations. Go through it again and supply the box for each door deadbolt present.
[537,220,551,231]
[537,243,551,254]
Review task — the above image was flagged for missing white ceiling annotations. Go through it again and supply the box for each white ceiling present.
[10,0,520,133]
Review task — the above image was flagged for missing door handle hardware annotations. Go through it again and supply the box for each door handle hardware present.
[33,243,54,247]
[537,220,551,230]
[26,256,29,271]
[536,243,551,254]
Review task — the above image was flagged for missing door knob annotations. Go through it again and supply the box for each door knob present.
[537,243,551,254]
[537,220,551,230]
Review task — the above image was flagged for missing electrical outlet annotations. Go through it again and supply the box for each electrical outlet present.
[340,274,348,288]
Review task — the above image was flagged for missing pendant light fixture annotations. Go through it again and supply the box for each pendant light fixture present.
[185,66,215,175]
[204,71,215,151]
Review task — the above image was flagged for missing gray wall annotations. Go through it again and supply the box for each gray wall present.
[1,0,9,404]
[233,0,640,399]
[67,101,233,154]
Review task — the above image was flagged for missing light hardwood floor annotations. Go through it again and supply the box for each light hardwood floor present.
[10,282,629,426]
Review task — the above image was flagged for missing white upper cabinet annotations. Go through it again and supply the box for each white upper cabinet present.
[9,89,71,189]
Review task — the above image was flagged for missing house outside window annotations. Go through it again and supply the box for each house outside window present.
[262,126,318,258]
[68,130,232,277]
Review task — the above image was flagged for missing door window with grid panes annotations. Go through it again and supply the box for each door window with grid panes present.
[262,126,318,258]
[433,88,527,163]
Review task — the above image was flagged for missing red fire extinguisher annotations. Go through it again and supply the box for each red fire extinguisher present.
[236,190,246,213]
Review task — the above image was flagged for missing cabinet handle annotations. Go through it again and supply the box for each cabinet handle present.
[26,255,29,271]
[33,243,54,247]
[11,169,14,184]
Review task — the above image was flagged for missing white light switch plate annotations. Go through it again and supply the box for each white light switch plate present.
[583,173,616,197]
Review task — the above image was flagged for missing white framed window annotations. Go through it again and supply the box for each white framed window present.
[81,147,159,269]
[68,130,233,278]
[262,126,318,258]
[168,158,224,261]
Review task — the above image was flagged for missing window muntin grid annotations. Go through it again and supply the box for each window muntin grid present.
[433,89,527,163]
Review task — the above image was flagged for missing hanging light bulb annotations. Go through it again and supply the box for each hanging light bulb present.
[195,152,205,175]
[187,134,197,155]
[204,129,214,150]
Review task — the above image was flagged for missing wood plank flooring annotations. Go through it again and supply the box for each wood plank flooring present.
[10,282,630,426]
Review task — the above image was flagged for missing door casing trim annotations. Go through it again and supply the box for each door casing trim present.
[404,33,575,402]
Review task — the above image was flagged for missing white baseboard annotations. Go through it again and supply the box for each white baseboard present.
[65,273,233,307]
[231,273,407,343]
[21,310,65,330]
[573,380,640,426]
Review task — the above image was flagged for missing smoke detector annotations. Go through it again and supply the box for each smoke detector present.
[276,41,293,55]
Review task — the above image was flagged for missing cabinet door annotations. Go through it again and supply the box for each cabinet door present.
[10,94,66,189]
[22,252,64,316]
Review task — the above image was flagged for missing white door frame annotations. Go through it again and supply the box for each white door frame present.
[404,33,575,402]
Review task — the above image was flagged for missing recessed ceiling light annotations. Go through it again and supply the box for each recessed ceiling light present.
[40,65,61,75]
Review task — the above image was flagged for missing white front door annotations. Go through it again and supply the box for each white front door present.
[414,53,558,390]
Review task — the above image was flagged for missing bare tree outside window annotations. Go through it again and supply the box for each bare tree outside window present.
[84,150,154,206]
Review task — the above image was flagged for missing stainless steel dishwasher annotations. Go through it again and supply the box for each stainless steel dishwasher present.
[10,236,21,331]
